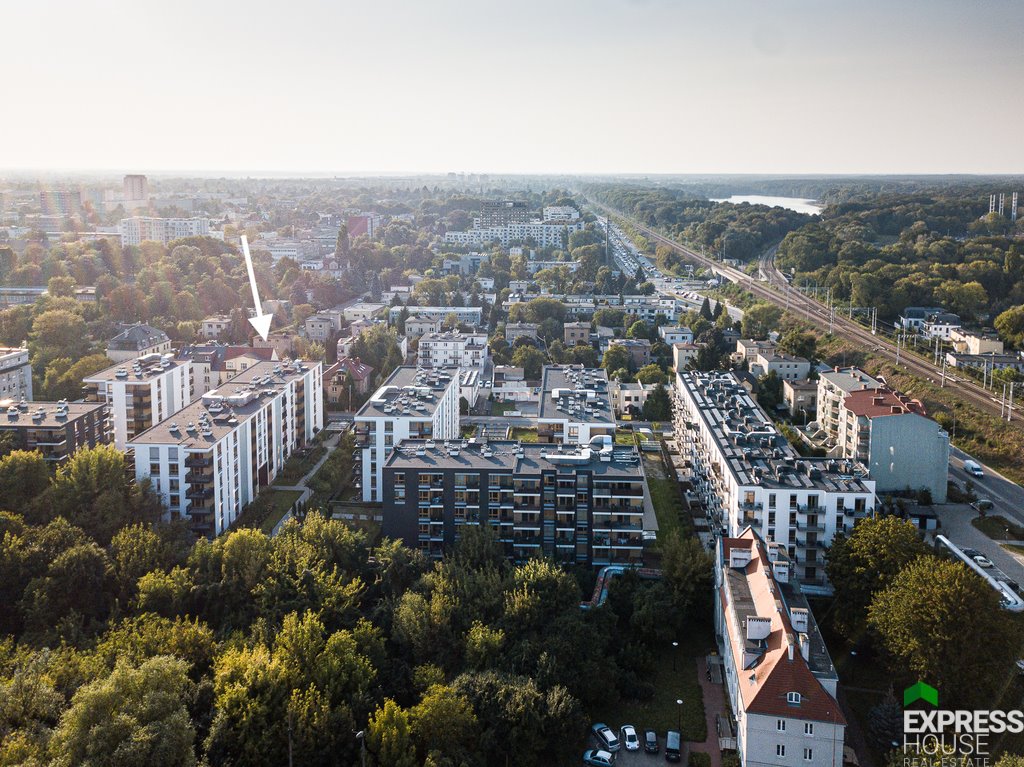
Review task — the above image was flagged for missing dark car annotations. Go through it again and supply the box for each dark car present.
[665,730,682,763]
[643,728,659,754]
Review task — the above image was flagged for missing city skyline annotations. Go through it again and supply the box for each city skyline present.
[3,0,1022,175]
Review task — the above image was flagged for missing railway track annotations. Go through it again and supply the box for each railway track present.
[591,201,1020,425]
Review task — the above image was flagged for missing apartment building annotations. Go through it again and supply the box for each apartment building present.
[950,328,1003,355]
[478,200,532,227]
[623,299,680,323]
[0,399,110,462]
[304,310,344,343]
[608,338,651,369]
[405,317,443,339]
[816,368,882,440]
[735,339,776,364]
[83,354,193,450]
[443,220,584,249]
[894,306,944,333]
[128,359,323,536]
[782,380,817,419]
[354,366,461,502]
[750,352,811,381]
[418,331,488,371]
[716,529,845,767]
[564,321,591,347]
[659,326,694,345]
[200,316,232,340]
[538,366,616,445]
[324,357,375,402]
[505,322,539,343]
[0,347,33,400]
[945,351,1024,373]
[922,312,962,340]
[611,381,658,416]
[673,342,703,371]
[673,372,876,586]
[381,437,646,565]
[837,387,949,502]
[106,324,172,363]
[542,205,580,221]
[344,302,386,322]
[119,216,210,246]
[388,305,483,326]
[175,344,279,396]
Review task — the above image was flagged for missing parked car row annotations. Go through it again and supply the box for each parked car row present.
[587,723,682,763]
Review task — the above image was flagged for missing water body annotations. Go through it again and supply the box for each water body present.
[711,195,822,215]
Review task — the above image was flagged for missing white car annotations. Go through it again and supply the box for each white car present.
[620,725,640,752]
[974,555,994,569]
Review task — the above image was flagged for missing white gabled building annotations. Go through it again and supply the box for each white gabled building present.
[717,528,846,767]
[83,353,193,450]
[353,366,461,502]
[128,359,323,536]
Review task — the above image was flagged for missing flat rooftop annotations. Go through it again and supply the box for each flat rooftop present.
[539,366,614,423]
[385,439,643,478]
[128,360,314,448]
[355,366,459,419]
[819,367,881,394]
[0,399,106,429]
[677,371,873,494]
[84,353,189,384]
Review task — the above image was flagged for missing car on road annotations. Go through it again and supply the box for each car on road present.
[620,725,639,752]
[583,750,615,766]
[963,459,985,478]
[643,728,659,754]
[974,555,995,569]
[591,723,620,753]
[971,499,994,514]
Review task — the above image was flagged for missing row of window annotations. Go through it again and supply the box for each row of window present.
[774,744,815,759]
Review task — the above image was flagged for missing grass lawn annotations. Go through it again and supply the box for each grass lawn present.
[274,446,327,486]
[588,627,711,742]
[972,515,1024,540]
[510,427,538,442]
[460,424,478,439]
[490,400,517,416]
[1003,543,1024,555]
[643,455,693,539]
[256,489,303,534]
[615,431,636,445]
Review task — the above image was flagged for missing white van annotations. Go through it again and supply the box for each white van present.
[963,459,984,479]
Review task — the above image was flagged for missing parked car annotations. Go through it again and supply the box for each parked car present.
[665,730,682,762]
[583,750,615,766]
[643,729,659,754]
[971,499,994,513]
[620,725,639,752]
[1015,659,1024,675]
[591,723,620,753]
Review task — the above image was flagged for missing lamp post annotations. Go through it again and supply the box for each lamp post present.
[672,641,679,671]
[676,699,683,733]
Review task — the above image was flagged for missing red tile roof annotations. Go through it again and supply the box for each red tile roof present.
[843,386,926,419]
[332,356,374,381]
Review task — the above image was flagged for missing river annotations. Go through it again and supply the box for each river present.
[710,195,822,215]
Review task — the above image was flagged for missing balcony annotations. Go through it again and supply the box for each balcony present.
[796,521,826,533]
[512,535,542,547]
[186,486,214,501]
[184,471,212,484]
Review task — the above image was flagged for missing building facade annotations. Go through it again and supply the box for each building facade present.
[388,305,483,326]
[354,366,461,502]
[0,399,110,462]
[564,321,591,347]
[382,438,646,565]
[106,324,172,363]
[418,331,488,371]
[119,216,210,246]
[816,368,882,441]
[0,347,33,401]
[83,354,193,450]
[128,360,323,536]
[505,322,539,343]
[538,366,616,445]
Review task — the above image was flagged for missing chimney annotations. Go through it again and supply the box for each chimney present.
[799,632,810,662]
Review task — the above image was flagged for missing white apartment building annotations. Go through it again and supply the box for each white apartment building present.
[443,220,584,249]
[542,205,581,221]
[404,317,443,339]
[388,305,483,326]
[83,353,193,450]
[836,387,949,502]
[175,344,279,397]
[716,529,845,767]
[922,312,962,340]
[0,347,33,401]
[106,324,172,363]
[201,316,232,340]
[750,352,811,381]
[816,368,882,443]
[418,331,488,371]
[304,310,344,343]
[674,372,876,586]
[128,360,323,536]
[119,216,211,246]
[538,366,616,445]
[344,302,386,322]
[354,366,461,502]
[950,329,1004,355]
[659,326,694,345]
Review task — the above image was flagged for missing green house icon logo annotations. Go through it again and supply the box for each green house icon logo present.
[904,681,938,707]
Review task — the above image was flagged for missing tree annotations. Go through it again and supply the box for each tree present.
[995,305,1024,349]
[659,531,713,625]
[756,370,783,411]
[367,699,416,767]
[593,307,626,329]
[410,684,479,761]
[30,310,88,365]
[0,451,51,521]
[642,384,671,421]
[741,302,782,340]
[699,297,713,321]
[825,516,929,637]
[49,656,195,767]
[601,344,631,375]
[512,345,546,380]
[635,364,668,385]
[334,224,350,259]
[42,354,110,401]
[868,556,1018,709]
[778,328,816,362]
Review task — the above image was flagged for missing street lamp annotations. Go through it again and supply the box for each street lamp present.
[676,699,683,733]
[672,641,679,671]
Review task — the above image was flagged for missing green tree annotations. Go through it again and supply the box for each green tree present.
[756,370,783,411]
[410,684,479,762]
[367,699,416,767]
[30,310,88,365]
[777,328,816,362]
[49,656,195,767]
[642,384,671,421]
[825,516,929,637]
[601,344,631,375]
[995,305,1024,348]
[741,302,782,340]
[868,556,1018,709]
[635,364,668,385]
[659,531,713,625]
[511,345,546,380]
[0,451,51,522]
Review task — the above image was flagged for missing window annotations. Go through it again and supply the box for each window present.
[787,691,802,705]
[804,722,814,736]
[777,719,786,732]
[777,745,786,757]
[803,747,813,761]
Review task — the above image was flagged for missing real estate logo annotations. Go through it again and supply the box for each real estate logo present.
[899,680,1023,766]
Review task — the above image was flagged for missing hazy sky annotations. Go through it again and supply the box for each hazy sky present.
[3,0,1022,174]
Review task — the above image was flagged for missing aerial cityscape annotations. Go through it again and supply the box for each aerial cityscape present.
[2,2,1024,767]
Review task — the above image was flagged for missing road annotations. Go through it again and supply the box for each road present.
[591,201,1022,426]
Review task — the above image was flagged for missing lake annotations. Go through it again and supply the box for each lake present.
[710,195,822,215]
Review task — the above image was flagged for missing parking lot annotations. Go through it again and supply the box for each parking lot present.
[587,728,686,766]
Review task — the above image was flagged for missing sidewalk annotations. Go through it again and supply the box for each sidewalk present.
[270,432,342,533]
[687,656,726,767]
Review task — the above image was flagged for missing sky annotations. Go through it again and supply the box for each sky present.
[2,0,1022,175]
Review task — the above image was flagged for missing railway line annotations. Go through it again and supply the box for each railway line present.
[590,201,1021,425]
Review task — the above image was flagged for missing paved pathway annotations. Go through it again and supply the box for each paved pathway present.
[687,656,726,767]
[270,432,342,534]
